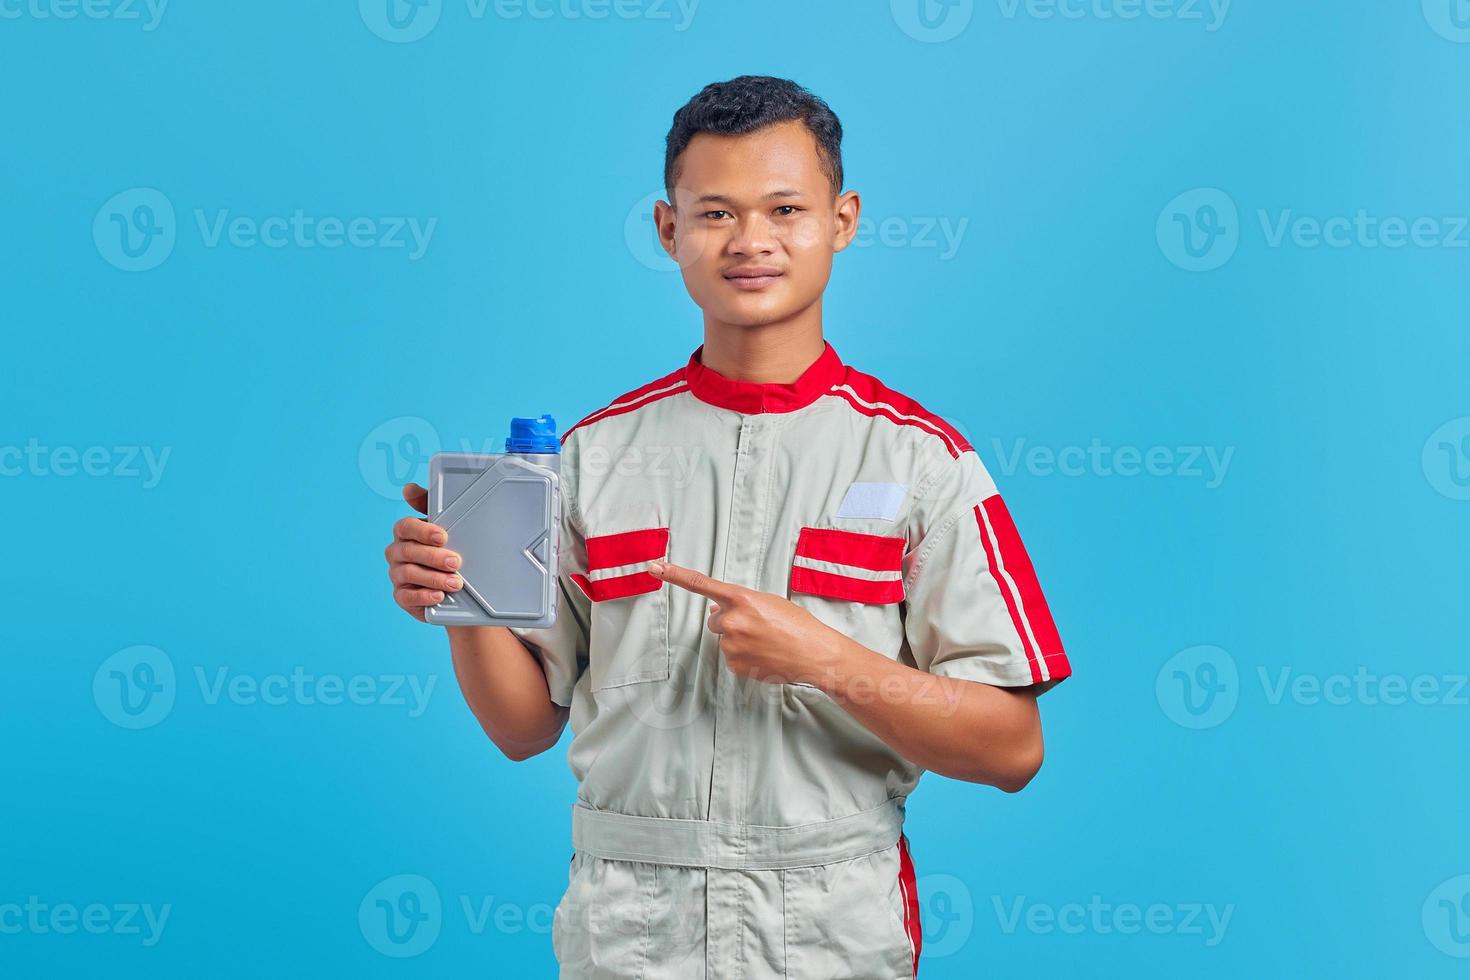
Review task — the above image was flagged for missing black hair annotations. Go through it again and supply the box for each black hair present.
[664,75,844,200]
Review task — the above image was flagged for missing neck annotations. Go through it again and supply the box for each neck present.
[700,301,825,383]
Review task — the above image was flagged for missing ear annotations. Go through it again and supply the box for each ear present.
[653,197,679,261]
[831,189,861,253]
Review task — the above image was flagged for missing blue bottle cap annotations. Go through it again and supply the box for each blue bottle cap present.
[506,414,559,454]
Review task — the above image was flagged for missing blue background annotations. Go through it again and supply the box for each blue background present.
[3,1,1469,976]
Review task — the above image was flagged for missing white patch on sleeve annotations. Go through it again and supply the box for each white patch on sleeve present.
[835,482,908,521]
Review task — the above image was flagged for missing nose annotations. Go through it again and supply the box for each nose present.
[727,212,777,257]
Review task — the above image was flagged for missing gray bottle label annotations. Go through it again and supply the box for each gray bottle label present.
[424,452,560,628]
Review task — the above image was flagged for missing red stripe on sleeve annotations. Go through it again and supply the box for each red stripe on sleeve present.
[980,496,1064,659]
[974,502,1042,683]
[561,367,688,444]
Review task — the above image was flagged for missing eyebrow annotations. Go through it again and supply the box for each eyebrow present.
[691,189,804,206]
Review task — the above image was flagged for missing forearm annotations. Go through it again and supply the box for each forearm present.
[805,635,1044,792]
[446,625,568,760]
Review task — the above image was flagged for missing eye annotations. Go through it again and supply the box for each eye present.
[774,205,800,216]
[703,210,730,220]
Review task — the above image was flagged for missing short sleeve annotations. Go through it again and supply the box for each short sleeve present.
[902,450,1071,695]
[508,440,591,707]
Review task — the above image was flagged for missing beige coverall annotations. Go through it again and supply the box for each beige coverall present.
[512,340,1071,979]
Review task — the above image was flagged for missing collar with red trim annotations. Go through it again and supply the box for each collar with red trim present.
[683,340,845,415]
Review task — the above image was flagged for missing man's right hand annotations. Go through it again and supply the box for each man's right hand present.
[385,482,464,622]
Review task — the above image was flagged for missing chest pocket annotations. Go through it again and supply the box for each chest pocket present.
[786,526,908,675]
[571,526,671,691]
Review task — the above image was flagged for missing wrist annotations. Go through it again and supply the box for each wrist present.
[808,628,864,698]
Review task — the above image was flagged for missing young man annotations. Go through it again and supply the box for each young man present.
[385,76,1071,979]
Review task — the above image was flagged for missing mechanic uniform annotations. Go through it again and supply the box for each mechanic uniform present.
[511,340,1071,979]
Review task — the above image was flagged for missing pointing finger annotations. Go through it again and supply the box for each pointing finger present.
[647,561,739,602]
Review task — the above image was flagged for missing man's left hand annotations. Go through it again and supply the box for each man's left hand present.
[647,560,839,685]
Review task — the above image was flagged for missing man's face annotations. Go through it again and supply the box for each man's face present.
[655,120,860,329]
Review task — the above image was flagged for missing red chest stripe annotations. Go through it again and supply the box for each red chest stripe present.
[793,526,906,570]
[571,526,669,602]
[790,526,906,604]
[585,527,669,570]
